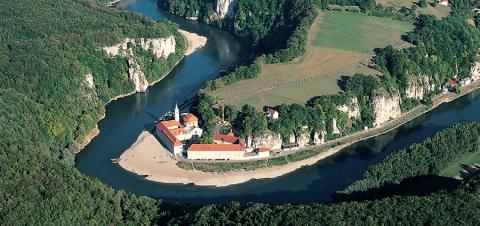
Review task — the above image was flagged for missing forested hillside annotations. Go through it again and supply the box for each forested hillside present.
[2,0,480,224]
[0,0,184,223]
[170,175,480,225]
[342,123,480,194]
[161,0,317,63]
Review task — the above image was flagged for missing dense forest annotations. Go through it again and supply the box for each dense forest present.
[3,0,480,224]
[343,123,480,194]
[0,0,185,223]
[169,175,480,225]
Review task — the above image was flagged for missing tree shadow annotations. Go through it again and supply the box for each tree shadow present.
[337,75,350,92]
[333,174,461,202]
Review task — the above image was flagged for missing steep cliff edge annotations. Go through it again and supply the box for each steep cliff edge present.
[211,0,237,20]
[248,131,283,150]
[337,97,361,119]
[471,61,480,81]
[405,75,436,100]
[370,88,402,127]
[103,36,176,92]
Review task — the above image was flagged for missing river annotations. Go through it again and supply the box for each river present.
[75,0,480,205]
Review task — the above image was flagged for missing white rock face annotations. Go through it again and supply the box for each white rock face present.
[211,0,237,20]
[332,118,341,135]
[84,74,95,89]
[470,61,480,81]
[289,133,296,144]
[139,37,176,59]
[249,131,282,150]
[127,59,149,92]
[296,127,310,148]
[103,36,176,93]
[370,89,402,127]
[337,97,361,119]
[405,75,435,100]
[313,130,327,145]
[83,73,97,99]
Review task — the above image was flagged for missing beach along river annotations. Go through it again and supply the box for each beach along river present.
[75,0,480,205]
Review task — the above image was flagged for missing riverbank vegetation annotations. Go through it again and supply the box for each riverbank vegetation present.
[0,0,186,223]
[4,0,480,224]
[342,122,480,194]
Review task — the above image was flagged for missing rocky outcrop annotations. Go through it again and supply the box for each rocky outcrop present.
[289,133,296,144]
[470,61,480,81]
[103,36,176,92]
[139,37,176,59]
[127,59,149,92]
[83,73,97,99]
[370,88,402,127]
[313,130,327,145]
[337,97,361,119]
[248,131,282,150]
[332,118,341,135]
[296,127,310,148]
[211,0,237,20]
[405,75,435,100]
[104,37,176,59]
[84,74,95,89]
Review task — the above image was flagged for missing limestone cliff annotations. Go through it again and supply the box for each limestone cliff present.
[370,88,402,127]
[83,73,97,99]
[337,97,361,119]
[332,118,341,135]
[103,36,176,92]
[248,131,282,150]
[211,0,237,20]
[127,59,149,92]
[405,75,435,100]
[289,133,296,144]
[296,127,310,148]
[313,130,327,145]
[470,61,480,81]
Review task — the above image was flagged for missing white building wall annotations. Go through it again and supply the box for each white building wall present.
[187,151,245,160]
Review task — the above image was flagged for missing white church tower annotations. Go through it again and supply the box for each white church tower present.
[174,103,180,122]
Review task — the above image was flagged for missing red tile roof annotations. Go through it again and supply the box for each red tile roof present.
[226,131,235,137]
[161,120,182,129]
[258,147,270,152]
[188,144,244,152]
[156,122,182,147]
[212,133,245,146]
[182,113,198,123]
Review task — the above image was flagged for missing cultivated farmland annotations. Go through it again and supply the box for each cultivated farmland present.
[212,11,413,109]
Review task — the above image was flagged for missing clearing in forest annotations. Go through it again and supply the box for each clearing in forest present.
[377,0,451,19]
[440,152,480,178]
[212,11,413,110]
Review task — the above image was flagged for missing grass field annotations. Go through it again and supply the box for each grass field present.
[377,0,451,19]
[440,152,480,177]
[212,11,413,110]
[313,12,413,53]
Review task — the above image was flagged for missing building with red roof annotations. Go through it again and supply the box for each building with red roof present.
[212,132,245,146]
[155,104,203,156]
[187,144,245,160]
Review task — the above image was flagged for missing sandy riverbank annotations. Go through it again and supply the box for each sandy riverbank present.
[76,30,207,152]
[118,131,352,187]
[117,81,480,187]
[179,30,207,56]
